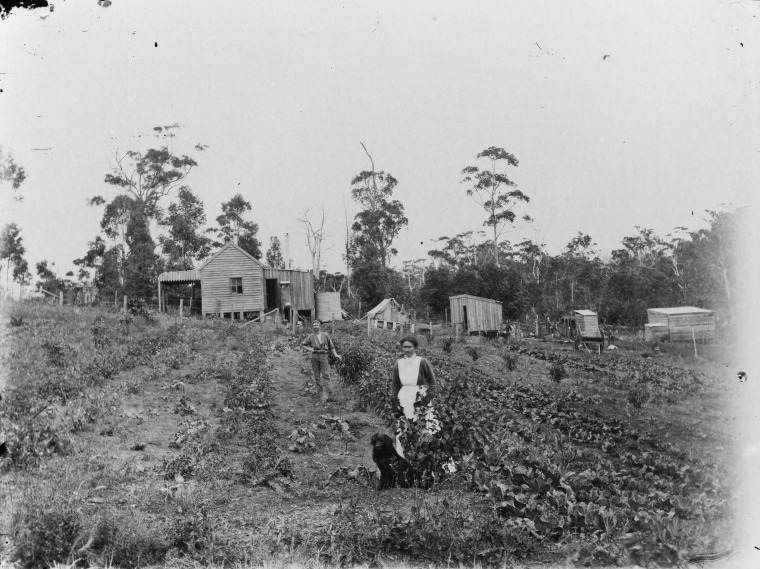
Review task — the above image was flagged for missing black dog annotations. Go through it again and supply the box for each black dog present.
[371,433,418,490]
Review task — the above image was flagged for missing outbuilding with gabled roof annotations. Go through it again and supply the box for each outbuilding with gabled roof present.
[645,306,715,342]
[367,298,410,330]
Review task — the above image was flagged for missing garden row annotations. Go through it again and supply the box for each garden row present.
[514,343,707,394]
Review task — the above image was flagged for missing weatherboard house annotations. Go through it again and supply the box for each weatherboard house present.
[157,240,315,320]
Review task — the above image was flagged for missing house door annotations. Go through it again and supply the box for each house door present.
[265,279,279,311]
[462,306,468,332]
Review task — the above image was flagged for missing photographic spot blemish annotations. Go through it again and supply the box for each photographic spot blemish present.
[155,42,158,47]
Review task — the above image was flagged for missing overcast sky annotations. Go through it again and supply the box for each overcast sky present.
[1,0,758,276]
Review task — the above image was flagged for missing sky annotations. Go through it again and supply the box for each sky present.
[1,0,758,277]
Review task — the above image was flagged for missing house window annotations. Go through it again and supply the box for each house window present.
[230,277,243,294]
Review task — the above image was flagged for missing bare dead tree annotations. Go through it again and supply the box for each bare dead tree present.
[401,259,428,293]
[298,208,331,279]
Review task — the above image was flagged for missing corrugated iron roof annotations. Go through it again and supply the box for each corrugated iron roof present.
[573,309,597,316]
[158,269,201,283]
[648,306,713,315]
[448,294,502,304]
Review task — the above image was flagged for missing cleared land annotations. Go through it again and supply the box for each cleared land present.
[0,302,739,568]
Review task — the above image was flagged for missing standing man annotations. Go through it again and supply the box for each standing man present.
[301,320,342,403]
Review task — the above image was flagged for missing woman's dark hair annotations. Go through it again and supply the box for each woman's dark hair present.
[399,335,418,348]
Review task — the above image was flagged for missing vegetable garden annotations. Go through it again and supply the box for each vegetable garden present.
[0,302,736,568]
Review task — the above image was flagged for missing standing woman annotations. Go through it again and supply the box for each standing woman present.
[391,335,437,457]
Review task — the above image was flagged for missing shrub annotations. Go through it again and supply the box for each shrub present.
[163,452,198,481]
[68,399,105,433]
[41,339,70,368]
[167,501,214,557]
[83,353,119,385]
[502,352,518,372]
[627,386,650,409]
[159,345,190,370]
[241,453,293,482]
[548,362,567,383]
[465,346,480,361]
[441,337,454,354]
[335,340,374,384]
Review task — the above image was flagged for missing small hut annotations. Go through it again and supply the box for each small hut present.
[645,306,715,342]
[449,294,502,335]
[572,309,603,351]
[367,298,410,330]
[556,310,603,350]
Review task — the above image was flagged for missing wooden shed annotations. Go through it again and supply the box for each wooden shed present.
[158,241,315,320]
[263,266,315,321]
[367,298,410,330]
[449,294,502,334]
[645,306,715,342]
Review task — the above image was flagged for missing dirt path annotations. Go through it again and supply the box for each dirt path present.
[267,344,388,486]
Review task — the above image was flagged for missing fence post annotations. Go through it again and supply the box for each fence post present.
[114,291,117,308]
[691,326,698,357]
[123,295,127,315]
[59,291,63,307]
[180,298,183,318]
[367,315,371,337]
[429,321,433,341]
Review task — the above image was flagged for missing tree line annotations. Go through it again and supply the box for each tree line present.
[0,134,740,332]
